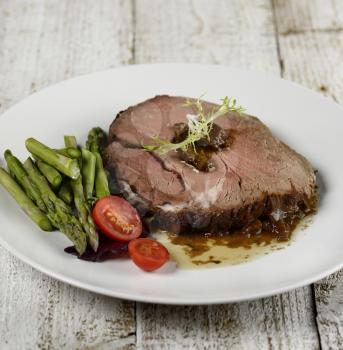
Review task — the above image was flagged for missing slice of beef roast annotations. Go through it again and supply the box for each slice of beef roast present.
[103,95,316,235]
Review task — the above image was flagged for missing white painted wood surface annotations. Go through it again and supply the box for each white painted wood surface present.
[0,0,341,349]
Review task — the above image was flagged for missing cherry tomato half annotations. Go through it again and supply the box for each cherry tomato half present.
[92,196,142,242]
[128,238,170,272]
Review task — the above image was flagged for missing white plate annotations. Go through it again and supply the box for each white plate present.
[0,64,342,305]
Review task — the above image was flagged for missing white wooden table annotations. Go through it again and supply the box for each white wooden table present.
[0,1,342,349]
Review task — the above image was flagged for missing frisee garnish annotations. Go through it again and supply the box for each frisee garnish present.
[143,96,245,155]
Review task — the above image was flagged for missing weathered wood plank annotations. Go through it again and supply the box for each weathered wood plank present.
[137,288,319,350]
[273,0,343,349]
[134,1,320,349]
[274,0,343,34]
[134,0,280,74]
[314,270,343,350]
[273,0,343,100]
[0,1,135,349]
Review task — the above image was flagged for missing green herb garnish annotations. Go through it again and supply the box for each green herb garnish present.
[143,96,245,155]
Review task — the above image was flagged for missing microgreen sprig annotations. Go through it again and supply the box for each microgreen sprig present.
[143,96,245,155]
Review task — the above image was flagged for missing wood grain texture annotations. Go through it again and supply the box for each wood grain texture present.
[134,0,280,74]
[0,1,135,349]
[137,288,319,350]
[273,1,343,348]
[273,0,343,99]
[134,1,319,349]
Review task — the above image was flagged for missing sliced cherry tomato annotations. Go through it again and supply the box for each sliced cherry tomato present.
[128,238,170,272]
[92,196,142,242]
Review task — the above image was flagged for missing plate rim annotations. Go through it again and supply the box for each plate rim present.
[1,63,342,119]
[1,233,342,305]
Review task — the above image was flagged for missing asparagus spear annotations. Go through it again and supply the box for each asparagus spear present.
[70,179,98,251]
[86,128,110,199]
[64,136,99,251]
[94,152,110,198]
[36,159,63,189]
[55,147,81,159]
[86,127,108,153]
[58,180,73,205]
[81,148,96,201]
[24,158,87,255]
[4,150,47,212]
[25,138,80,180]
[0,167,53,231]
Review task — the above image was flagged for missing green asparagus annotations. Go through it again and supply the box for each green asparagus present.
[64,136,78,153]
[81,148,96,201]
[86,127,108,153]
[65,136,99,251]
[24,158,87,255]
[4,150,47,212]
[85,128,110,199]
[70,179,98,251]
[0,167,53,231]
[25,138,80,180]
[94,152,110,198]
[36,159,63,189]
[58,180,73,205]
[56,147,81,159]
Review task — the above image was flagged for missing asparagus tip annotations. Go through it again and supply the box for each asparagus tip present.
[38,218,54,232]
[4,149,12,157]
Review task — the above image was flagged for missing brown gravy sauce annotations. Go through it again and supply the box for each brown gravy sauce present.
[153,214,315,269]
